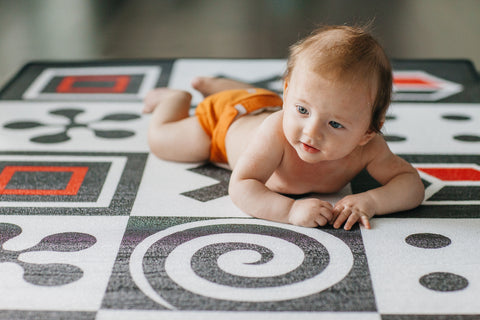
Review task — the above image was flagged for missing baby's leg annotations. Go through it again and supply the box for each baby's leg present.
[191,76,254,97]
[145,88,210,162]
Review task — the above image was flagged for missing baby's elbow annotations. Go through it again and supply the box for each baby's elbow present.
[412,176,426,207]
[228,177,241,203]
[417,184,426,206]
[147,134,164,160]
[147,128,172,161]
[228,173,251,207]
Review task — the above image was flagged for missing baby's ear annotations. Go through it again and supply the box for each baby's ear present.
[359,129,377,146]
[361,117,385,145]
[283,78,289,94]
[378,119,385,131]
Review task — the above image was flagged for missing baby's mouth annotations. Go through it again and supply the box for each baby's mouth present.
[301,142,320,154]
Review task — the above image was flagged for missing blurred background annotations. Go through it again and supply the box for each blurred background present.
[1,0,479,87]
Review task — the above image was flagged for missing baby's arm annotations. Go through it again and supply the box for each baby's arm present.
[229,113,333,227]
[333,136,425,230]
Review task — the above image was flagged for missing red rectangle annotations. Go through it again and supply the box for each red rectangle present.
[56,75,130,93]
[393,76,440,89]
[417,167,480,181]
[0,166,88,195]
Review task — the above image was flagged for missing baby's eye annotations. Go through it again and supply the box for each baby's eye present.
[329,121,344,129]
[296,105,309,115]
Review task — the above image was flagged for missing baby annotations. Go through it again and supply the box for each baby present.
[143,25,425,230]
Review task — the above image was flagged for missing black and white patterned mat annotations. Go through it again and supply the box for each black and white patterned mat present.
[0,59,479,320]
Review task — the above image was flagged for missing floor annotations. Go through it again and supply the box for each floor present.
[1,0,479,88]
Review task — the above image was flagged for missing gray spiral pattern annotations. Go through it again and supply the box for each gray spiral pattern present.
[130,219,353,310]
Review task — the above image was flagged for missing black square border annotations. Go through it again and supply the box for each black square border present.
[0,60,173,101]
[0,151,147,216]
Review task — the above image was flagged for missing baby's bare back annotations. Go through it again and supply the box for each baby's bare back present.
[225,111,276,168]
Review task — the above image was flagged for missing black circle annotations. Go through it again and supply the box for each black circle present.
[454,135,480,142]
[442,114,471,121]
[405,233,452,249]
[383,135,407,142]
[419,272,468,292]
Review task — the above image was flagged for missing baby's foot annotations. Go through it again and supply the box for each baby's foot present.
[191,76,254,97]
[143,88,188,113]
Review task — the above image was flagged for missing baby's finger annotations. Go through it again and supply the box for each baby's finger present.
[333,207,351,229]
[331,205,344,223]
[319,205,333,223]
[322,201,334,210]
[314,215,328,227]
[359,215,371,229]
[343,213,360,231]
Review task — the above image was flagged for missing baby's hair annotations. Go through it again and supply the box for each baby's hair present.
[285,25,392,133]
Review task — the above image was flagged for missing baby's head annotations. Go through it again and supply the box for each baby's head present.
[285,25,392,133]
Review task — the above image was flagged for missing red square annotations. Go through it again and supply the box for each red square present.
[56,75,130,93]
[0,166,88,196]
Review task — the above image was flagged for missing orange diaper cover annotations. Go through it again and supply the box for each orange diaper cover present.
[195,88,283,163]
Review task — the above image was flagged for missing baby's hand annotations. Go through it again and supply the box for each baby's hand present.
[288,198,333,228]
[332,193,376,230]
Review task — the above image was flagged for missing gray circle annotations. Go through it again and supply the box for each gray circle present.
[405,233,452,249]
[442,114,471,121]
[454,135,480,142]
[419,272,468,292]
[383,135,407,142]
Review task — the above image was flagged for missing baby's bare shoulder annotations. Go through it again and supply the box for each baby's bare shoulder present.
[363,135,416,181]
[262,109,283,125]
[363,134,390,155]
[255,110,284,136]
[359,134,395,166]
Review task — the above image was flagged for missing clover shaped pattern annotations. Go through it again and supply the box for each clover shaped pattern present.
[0,223,96,286]
[4,108,141,144]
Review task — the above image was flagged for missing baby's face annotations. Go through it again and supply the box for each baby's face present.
[282,61,376,164]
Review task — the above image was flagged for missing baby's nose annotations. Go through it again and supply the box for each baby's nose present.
[303,120,322,139]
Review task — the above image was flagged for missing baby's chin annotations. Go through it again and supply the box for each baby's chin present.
[296,147,349,164]
[296,148,325,163]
